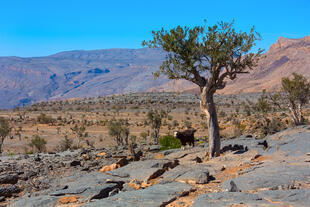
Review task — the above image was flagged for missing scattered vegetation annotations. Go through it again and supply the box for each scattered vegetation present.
[146,110,167,144]
[281,73,310,125]
[160,134,181,151]
[29,135,47,153]
[0,117,11,154]
[108,119,130,146]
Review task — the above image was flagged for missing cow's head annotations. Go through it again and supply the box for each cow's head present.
[173,131,178,138]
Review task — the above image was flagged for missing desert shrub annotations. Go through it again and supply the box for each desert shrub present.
[140,132,148,142]
[160,135,181,151]
[219,111,226,117]
[130,135,137,144]
[108,119,130,145]
[172,120,179,128]
[58,135,73,151]
[29,135,47,152]
[0,117,11,154]
[261,117,286,136]
[37,113,55,124]
[146,110,166,144]
[167,115,173,121]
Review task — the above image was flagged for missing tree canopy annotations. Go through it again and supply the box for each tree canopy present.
[142,20,263,93]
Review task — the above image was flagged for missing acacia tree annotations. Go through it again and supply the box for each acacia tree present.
[143,21,262,157]
[281,73,310,125]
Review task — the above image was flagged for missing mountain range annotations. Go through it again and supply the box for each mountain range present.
[0,36,309,108]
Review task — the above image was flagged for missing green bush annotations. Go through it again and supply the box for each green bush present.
[29,135,47,152]
[160,135,181,151]
[37,113,55,124]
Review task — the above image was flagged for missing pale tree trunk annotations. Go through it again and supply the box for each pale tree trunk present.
[288,103,304,126]
[200,87,221,157]
[154,129,159,144]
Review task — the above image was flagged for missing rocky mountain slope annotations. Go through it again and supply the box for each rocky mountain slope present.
[1,36,310,108]
[219,36,310,94]
[0,48,169,109]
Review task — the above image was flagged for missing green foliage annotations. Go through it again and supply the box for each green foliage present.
[29,135,47,152]
[261,118,286,136]
[281,73,310,125]
[37,113,55,124]
[140,132,148,141]
[108,119,130,145]
[256,90,271,113]
[160,135,181,151]
[282,73,310,105]
[142,20,263,91]
[146,110,167,144]
[0,117,10,139]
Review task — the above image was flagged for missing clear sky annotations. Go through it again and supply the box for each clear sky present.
[0,0,309,57]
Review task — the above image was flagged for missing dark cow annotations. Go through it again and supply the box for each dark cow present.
[173,129,196,147]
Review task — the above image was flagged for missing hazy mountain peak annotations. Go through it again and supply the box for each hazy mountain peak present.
[269,36,310,52]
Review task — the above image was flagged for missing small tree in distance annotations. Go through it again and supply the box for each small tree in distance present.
[108,119,130,146]
[146,110,167,144]
[143,20,262,157]
[281,73,310,125]
[0,117,11,154]
[70,124,86,148]
[29,135,47,153]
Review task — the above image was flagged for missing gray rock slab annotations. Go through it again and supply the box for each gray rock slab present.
[106,159,178,183]
[0,173,18,184]
[223,163,310,191]
[164,147,205,160]
[83,182,193,207]
[160,164,210,184]
[8,195,59,207]
[221,137,265,154]
[259,189,310,206]
[0,185,21,197]
[9,171,125,206]
[193,192,272,207]
[49,172,123,201]
[265,131,310,156]
[176,169,210,184]
[193,189,310,207]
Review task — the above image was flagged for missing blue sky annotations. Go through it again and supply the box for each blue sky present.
[0,0,309,57]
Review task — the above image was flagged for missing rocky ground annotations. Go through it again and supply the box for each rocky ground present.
[1,126,310,206]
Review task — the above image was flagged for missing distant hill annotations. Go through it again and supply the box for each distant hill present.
[1,36,310,108]
[0,48,169,108]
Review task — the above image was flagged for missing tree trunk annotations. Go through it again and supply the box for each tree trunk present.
[0,137,4,154]
[200,87,221,157]
[289,104,304,126]
[154,129,159,144]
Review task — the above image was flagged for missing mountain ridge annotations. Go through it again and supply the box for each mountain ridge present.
[0,36,309,108]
